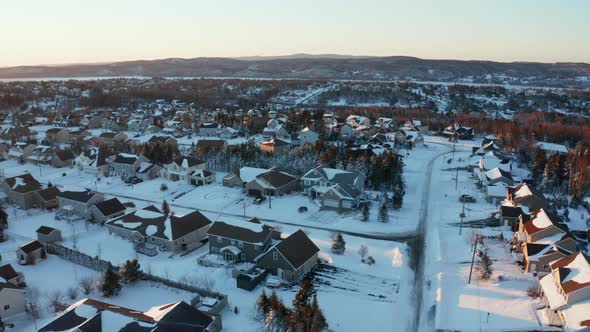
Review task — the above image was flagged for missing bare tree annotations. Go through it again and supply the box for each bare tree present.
[67,287,78,300]
[79,277,95,295]
[358,245,369,262]
[46,289,64,312]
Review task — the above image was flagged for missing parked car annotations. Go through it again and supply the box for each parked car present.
[459,194,476,203]
[253,196,266,205]
[266,276,283,288]
[130,177,143,185]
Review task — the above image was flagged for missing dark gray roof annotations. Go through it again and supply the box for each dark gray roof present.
[207,219,272,244]
[172,157,204,168]
[500,205,523,218]
[3,173,41,193]
[94,198,126,217]
[36,225,57,235]
[19,240,44,254]
[113,154,139,165]
[0,264,20,281]
[37,186,61,201]
[57,190,97,203]
[54,150,75,161]
[275,230,319,269]
[256,170,297,189]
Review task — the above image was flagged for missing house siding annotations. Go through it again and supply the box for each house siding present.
[208,234,271,263]
[0,288,26,319]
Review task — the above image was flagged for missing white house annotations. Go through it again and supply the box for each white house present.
[297,127,319,145]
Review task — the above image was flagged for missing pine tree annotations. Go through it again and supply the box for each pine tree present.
[255,290,270,320]
[331,232,346,255]
[162,200,170,216]
[99,264,121,297]
[265,308,286,332]
[378,199,389,223]
[0,205,8,229]
[361,204,370,222]
[293,277,314,310]
[531,146,548,179]
[476,251,493,280]
[120,259,141,283]
[544,153,561,190]
[309,295,328,332]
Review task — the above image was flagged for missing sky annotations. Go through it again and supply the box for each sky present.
[1,0,589,67]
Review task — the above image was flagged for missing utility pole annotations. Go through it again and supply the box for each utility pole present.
[243,201,246,217]
[459,201,466,235]
[455,167,459,191]
[468,234,479,284]
[268,190,271,209]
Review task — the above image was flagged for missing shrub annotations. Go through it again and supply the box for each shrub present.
[160,183,168,191]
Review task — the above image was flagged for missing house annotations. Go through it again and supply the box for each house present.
[74,148,111,175]
[255,230,320,282]
[51,150,76,168]
[263,119,289,140]
[99,131,128,145]
[480,167,515,187]
[88,198,126,224]
[522,242,571,276]
[207,217,276,263]
[106,206,212,252]
[35,186,61,209]
[0,173,42,209]
[195,139,227,152]
[393,129,424,149]
[538,252,590,330]
[160,157,206,182]
[219,127,239,139]
[135,162,162,181]
[0,264,25,287]
[507,183,548,212]
[301,167,365,210]
[1,126,35,141]
[0,283,26,319]
[45,127,70,144]
[297,127,319,145]
[499,205,523,229]
[486,185,508,205]
[376,117,395,130]
[199,122,223,137]
[472,141,503,156]
[56,190,104,221]
[36,225,62,244]
[148,135,178,149]
[25,145,53,164]
[259,138,291,154]
[110,153,149,179]
[16,240,46,263]
[222,167,268,188]
[188,169,216,186]
[245,169,298,196]
[38,298,217,332]
[6,142,35,161]
[517,209,569,245]
[536,141,569,156]
[443,124,474,140]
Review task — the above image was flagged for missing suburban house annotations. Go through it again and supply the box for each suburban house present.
[222,167,268,188]
[160,157,207,182]
[207,217,277,263]
[443,124,474,140]
[244,169,298,196]
[0,264,25,287]
[56,190,105,221]
[522,242,571,276]
[393,129,424,149]
[36,225,63,244]
[135,162,162,181]
[110,153,150,179]
[472,140,504,156]
[16,240,46,263]
[35,186,61,209]
[263,119,289,140]
[99,131,128,145]
[536,141,569,156]
[106,205,212,252]
[25,145,53,164]
[45,127,70,144]
[259,138,291,154]
[74,148,111,175]
[480,167,515,187]
[0,283,26,319]
[199,122,223,136]
[88,198,126,224]
[51,150,76,167]
[38,298,218,332]
[507,183,549,212]
[195,139,227,152]
[499,205,524,228]
[301,167,365,210]
[0,173,42,209]
[538,252,590,330]
[255,229,320,282]
[6,142,35,161]
[516,209,569,245]
[297,127,319,145]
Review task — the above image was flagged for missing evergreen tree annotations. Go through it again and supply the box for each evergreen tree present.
[331,232,346,255]
[378,199,389,223]
[161,200,170,216]
[293,277,314,310]
[265,308,286,332]
[254,290,270,320]
[361,204,370,222]
[476,251,493,280]
[309,295,328,332]
[544,153,561,190]
[531,146,548,179]
[99,264,121,297]
[0,205,8,229]
[120,259,141,283]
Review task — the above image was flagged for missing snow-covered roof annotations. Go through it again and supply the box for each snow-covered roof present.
[537,141,568,154]
[239,167,268,183]
[560,299,590,330]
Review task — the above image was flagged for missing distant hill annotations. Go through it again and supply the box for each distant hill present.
[1,55,589,88]
[231,53,376,61]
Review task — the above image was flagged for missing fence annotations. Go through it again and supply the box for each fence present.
[236,269,269,291]
[45,243,115,272]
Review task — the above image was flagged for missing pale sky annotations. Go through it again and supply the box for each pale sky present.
[1,0,589,67]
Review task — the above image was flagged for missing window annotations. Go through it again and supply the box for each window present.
[254,245,260,251]
[238,241,243,248]
[231,240,236,246]
[543,264,549,269]
[3,305,9,310]
[240,253,246,260]
[217,236,222,243]
[273,251,278,260]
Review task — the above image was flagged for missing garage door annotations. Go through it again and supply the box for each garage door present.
[248,189,261,197]
[324,199,340,208]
